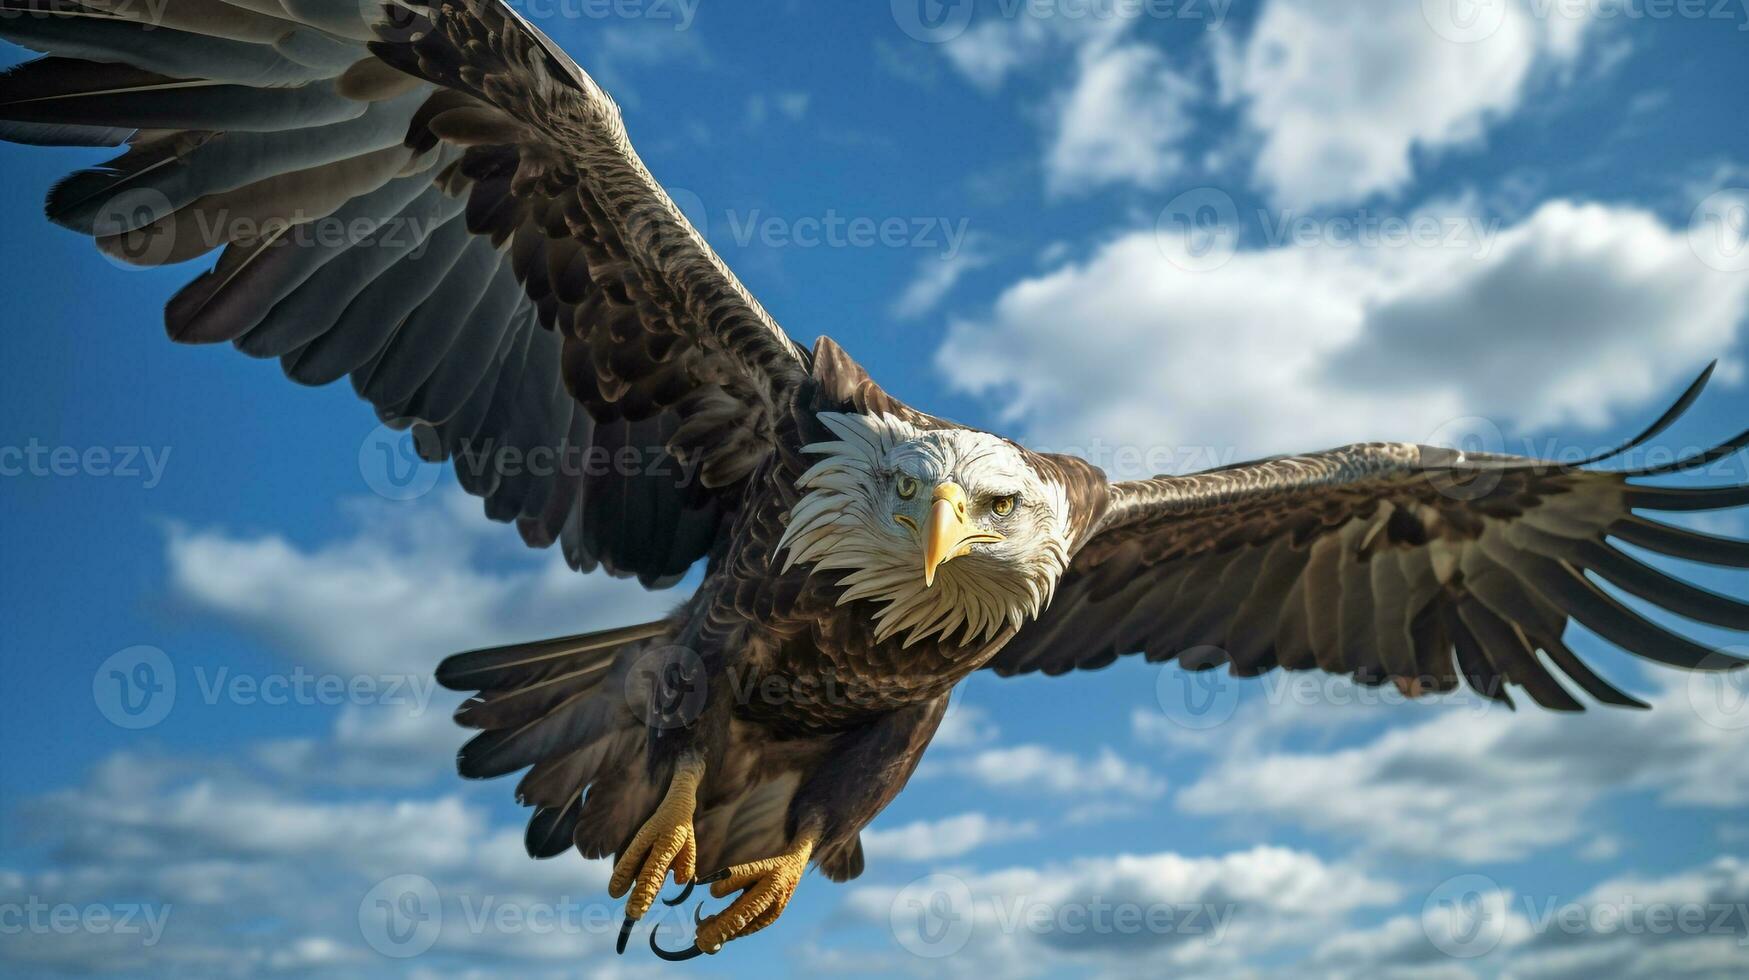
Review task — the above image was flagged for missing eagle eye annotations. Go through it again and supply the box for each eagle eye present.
[991,494,1017,517]
[896,475,919,500]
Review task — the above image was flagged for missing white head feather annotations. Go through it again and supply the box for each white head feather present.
[777,413,1072,649]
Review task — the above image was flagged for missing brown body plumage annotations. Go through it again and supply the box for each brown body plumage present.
[2,0,1746,958]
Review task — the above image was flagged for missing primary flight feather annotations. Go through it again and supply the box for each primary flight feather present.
[2,0,1746,958]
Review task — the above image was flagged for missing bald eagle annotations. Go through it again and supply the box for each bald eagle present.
[2,0,1747,959]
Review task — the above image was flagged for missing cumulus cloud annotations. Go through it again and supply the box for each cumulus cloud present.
[1176,673,1749,862]
[938,10,1197,195]
[166,491,675,676]
[892,237,994,319]
[0,490,706,977]
[861,813,1039,862]
[843,846,1397,975]
[940,12,1131,92]
[1,748,625,977]
[254,700,465,789]
[1046,40,1198,195]
[940,200,1749,478]
[1217,0,1595,208]
[923,744,1166,800]
[931,701,1002,750]
[1312,856,1749,980]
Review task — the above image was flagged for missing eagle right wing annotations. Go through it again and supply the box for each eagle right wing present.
[0,0,808,586]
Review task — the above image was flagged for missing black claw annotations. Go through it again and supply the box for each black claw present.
[695,868,731,885]
[662,879,697,907]
[694,901,715,927]
[616,915,634,955]
[649,928,707,962]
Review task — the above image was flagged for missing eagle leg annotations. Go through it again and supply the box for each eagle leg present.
[688,819,822,955]
[608,754,704,953]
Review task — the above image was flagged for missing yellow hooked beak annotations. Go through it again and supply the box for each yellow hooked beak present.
[911,481,1004,588]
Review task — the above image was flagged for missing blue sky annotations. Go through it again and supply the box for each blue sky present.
[3,0,1749,977]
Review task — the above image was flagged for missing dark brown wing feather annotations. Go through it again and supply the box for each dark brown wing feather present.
[0,0,807,586]
[987,367,1749,709]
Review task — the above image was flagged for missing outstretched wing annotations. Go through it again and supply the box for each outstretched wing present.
[0,0,807,586]
[986,367,1749,709]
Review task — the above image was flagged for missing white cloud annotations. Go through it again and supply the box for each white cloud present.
[932,701,1002,749]
[938,10,1196,196]
[941,199,1749,479]
[924,744,1166,800]
[1311,856,1749,980]
[0,745,632,976]
[1177,674,1749,862]
[580,22,709,110]
[861,813,1039,862]
[0,490,703,977]
[941,14,1130,92]
[166,492,674,676]
[1046,41,1197,195]
[843,846,1397,975]
[255,700,465,788]
[746,91,811,127]
[1218,0,1595,208]
[1313,886,1535,977]
[892,237,993,319]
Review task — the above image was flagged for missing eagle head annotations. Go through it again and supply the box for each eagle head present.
[777,412,1073,648]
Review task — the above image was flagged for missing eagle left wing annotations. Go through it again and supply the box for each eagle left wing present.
[985,369,1749,709]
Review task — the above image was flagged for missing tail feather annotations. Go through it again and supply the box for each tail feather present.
[574,758,659,862]
[438,622,668,856]
[524,790,583,859]
[437,620,667,691]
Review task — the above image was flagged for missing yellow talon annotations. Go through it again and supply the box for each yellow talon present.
[609,756,703,925]
[695,825,819,953]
